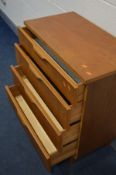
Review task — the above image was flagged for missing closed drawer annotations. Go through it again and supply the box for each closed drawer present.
[5,85,78,169]
[18,27,84,104]
[15,44,83,127]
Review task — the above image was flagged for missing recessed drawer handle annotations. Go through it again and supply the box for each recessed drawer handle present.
[29,64,43,82]
[33,42,49,62]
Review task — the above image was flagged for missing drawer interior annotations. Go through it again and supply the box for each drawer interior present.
[12,64,82,127]
[16,95,57,155]
[22,27,82,84]
[11,66,64,134]
[5,85,79,169]
[11,65,81,145]
[15,45,83,125]
[5,85,57,156]
[15,45,72,108]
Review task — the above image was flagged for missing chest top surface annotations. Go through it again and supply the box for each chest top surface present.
[25,12,116,83]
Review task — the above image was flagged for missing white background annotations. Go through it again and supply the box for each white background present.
[0,0,116,36]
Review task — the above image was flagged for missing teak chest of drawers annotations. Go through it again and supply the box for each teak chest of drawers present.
[5,12,116,171]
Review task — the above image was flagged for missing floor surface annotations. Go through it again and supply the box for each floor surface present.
[0,16,116,175]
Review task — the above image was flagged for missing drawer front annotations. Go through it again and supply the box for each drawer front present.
[11,65,65,150]
[18,27,84,104]
[62,123,80,146]
[51,141,77,165]
[5,85,55,170]
[15,44,82,127]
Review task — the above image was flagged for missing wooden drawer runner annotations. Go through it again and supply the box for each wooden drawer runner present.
[18,27,84,104]
[5,85,78,170]
[15,44,83,127]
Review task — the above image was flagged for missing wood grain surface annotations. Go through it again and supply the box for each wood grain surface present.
[18,28,84,104]
[15,44,82,127]
[25,12,116,83]
[16,95,57,155]
[78,73,116,157]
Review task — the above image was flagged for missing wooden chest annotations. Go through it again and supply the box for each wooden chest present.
[5,12,116,171]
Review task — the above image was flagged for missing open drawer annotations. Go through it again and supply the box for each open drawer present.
[5,85,78,170]
[11,66,65,150]
[18,27,84,104]
[5,85,57,170]
[15,44,83,127]
[11,65,80,148]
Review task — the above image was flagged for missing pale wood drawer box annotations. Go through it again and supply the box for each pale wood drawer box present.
[5,12,116,171]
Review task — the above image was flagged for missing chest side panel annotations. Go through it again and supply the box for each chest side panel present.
[78,73,116,157]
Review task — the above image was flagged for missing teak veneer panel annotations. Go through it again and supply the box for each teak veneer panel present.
[25,12,116,83]
[5,11,116,171]
[78,73,116,157]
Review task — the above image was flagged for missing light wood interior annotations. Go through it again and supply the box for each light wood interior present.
[11,65,81,146]
[16,94,57,155]
[11,65,64,134]
[5,85,79,165]
[5,85,53,170]
[23,76,64,133]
